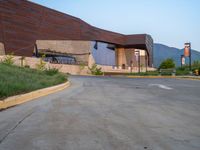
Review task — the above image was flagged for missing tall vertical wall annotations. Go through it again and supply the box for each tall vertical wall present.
[116,48,147,68]
[91,42,115,66]
[116,48,134,67]
[0,43,5,55]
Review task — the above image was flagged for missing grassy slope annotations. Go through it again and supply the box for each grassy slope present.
[0,64,67,99]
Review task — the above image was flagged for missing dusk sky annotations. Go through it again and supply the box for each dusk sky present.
[30,0,200,51]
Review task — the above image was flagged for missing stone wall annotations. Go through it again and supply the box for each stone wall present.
[0,56,89,75]
[0,55,156,75]
[36,40,91,62]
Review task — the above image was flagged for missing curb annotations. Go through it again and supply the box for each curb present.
[177,77,200,81]
[127,76,200,80]
[0,81,70,110]
[127,76,177,79]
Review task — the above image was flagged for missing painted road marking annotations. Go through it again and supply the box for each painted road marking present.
[149,84,173,90]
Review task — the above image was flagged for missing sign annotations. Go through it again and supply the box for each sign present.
[181,56,185,65]
[184,43,191,57]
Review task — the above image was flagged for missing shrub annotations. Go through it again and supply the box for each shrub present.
[36,55,46,71]
[79,63,86,74]
[88,64,103,75]
[192,60,200,68]
[159,58,175,69]
[191,60,200,72]
[176,68,190,75]
[45,68,59,76]
[128,71,159,76]
[24,65,30,68]
[2,54,14,65]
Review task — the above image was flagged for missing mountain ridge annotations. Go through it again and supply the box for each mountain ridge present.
[153,43,200,68]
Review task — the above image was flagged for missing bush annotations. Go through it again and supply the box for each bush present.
[88,64,103,75]
[159,58,175,69]
[36,55,46,71]
[192,60,200,68]
[176,68,190,76]
[191,61,200,73]
[128,71,159,76]
[45,68,59,76]
[2,54,14,65]
[24,65,30,68]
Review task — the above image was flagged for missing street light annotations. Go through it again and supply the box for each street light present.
[135,50,140,74]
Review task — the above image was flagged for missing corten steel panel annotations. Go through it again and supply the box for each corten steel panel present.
[0,0,153,66]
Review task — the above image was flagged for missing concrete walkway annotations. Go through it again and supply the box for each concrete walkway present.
[0,76,200,150]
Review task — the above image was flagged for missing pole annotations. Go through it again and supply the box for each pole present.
[189,43,192,71]
[181,55,183,68]
[138,51,140,74]
[145,51,148,72]
[34,43,39,57]
[130,60,133,73]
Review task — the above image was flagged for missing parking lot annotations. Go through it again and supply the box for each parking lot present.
[0,76,200,150]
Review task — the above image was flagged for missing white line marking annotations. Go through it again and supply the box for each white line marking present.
[149,84,173,90]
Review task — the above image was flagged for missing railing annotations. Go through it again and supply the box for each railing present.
[44,58,88,66]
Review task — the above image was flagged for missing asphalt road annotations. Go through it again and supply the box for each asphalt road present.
[0,76,200,150]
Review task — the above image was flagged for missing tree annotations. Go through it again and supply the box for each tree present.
[159,58,175,69]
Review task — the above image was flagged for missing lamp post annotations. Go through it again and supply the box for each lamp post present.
[189,43,192,71]
[138,51,141,74]
[130,60,133,73]
[135,50,140,74]
[145,51,148,72]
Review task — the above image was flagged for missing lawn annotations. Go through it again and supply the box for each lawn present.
[0,63,67,99]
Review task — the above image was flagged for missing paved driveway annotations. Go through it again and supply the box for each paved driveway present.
[0,76,200,150]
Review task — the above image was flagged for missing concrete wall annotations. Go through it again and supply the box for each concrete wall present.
[116,48,147,68]
[116,48,134,68]
[0,43,5,55]
[36,40,91,62]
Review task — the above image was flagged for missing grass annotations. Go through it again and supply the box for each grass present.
[0,63,67,99]
[128,71,159,76]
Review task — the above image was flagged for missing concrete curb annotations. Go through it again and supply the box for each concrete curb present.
[127,76,177,79]
[0,81,70,110]
[177,76,200,81]
[127,76,200,80]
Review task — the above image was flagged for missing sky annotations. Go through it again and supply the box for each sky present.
[30,0,200,51]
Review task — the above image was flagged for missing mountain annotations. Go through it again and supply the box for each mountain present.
[153,43,200,68]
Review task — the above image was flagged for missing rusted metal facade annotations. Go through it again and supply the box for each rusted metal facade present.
[0,0,153,66]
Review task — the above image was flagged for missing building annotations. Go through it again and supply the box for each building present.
[0,0,153,71]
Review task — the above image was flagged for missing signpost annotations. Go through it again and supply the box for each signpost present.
[181,55,185,67]
[184,43,192,71]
